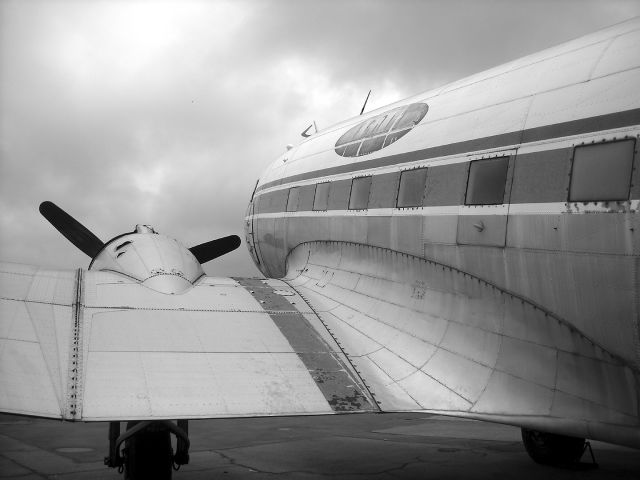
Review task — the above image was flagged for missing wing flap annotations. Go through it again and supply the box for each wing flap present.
[0,262,77,418]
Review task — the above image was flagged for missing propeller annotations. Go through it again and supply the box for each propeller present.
[189,235,241,264]
[40,200,241,264]
[39,201,105,258]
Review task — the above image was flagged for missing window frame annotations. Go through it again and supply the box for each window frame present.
[464,156,510,206]
[568,138,636,203]
[397,167,428,208]
[313,182,331,211]
[348,176,373,210]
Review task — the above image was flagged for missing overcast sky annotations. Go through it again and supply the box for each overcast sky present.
[1,0,639,277]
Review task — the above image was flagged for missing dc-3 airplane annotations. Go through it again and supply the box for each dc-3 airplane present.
[1,17,640,479]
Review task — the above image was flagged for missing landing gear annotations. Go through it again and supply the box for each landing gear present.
[104,420,190,480]
[521,428,595,467]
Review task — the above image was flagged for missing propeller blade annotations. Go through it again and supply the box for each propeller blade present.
[39,201,105,258]
[189,235,241,264]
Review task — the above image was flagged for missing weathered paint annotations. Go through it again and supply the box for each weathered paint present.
[244,19,640,447]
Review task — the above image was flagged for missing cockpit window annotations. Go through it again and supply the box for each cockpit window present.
[335,102,429,157]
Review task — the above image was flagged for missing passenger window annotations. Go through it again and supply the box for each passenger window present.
[398,168,428,207]
[313,183,331,211]
[465,157,509,205]
[286,187,300,212]
[349,176,372,210]
[569,139,635,202]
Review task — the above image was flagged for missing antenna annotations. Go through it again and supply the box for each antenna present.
[359,90,371,115]
[301,124,313,138]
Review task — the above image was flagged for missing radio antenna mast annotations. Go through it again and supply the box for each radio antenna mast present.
[359,90,371,115]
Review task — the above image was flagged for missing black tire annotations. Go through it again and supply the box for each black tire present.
[521,428,585,466]
[124,422,173,480]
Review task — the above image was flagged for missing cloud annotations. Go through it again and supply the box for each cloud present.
[1,0,639,277]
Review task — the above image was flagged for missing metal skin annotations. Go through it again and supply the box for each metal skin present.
[245,19,640,449]
[89,226,205,294]
[1,18,640,477]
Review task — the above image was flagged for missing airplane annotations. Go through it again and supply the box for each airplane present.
[1,16,639,480]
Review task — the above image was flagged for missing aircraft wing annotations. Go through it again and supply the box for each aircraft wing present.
[283,242,640,449]
[0,261,377,421]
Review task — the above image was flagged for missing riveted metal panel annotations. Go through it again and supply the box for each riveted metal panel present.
[254,217,280,278]
[457,207,509,247]
[424,214,458,245]
[286,187,300,212]
[330,215,368,244]
[0,263,78,419]
[424,162,468,206]
[391,215,424,256]
[283,242,640,447]
[327,179,351,210]
[349,176,372,210]
[630,136,640,199]
[465,157,510,205]
[368,172,400,209]
[398,167,428,207]
[297,184,316,211]
[313,182,331,211]
[569,139,636,202]
[255,189,288,214]
[235,278,376,413]
[366,216,392,248]
[506,214,562,250]
[510,148,571,203]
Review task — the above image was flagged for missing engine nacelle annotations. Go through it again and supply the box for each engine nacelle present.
[89,225,204,294]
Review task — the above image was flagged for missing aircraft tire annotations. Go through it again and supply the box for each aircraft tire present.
[521,428,585,465]
[124,422,173,480]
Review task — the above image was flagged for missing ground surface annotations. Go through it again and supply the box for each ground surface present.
[1,412,639,479]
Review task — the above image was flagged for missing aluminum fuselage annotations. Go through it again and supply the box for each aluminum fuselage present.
[244,19,640,447]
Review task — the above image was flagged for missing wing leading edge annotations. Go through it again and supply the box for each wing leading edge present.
[0,262,376,421]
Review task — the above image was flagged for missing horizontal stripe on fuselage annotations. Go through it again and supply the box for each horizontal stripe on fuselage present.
[247,200,640,220]
[257,108,640,193]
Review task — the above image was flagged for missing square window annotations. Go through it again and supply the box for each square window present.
[465,157,509,205]
[569,140,635,202]
[349,177,372,210]
[286,187,300,212]
[397,168,428,207]
[313,183,331,211]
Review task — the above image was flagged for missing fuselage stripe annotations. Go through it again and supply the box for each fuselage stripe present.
[256,108,640,193]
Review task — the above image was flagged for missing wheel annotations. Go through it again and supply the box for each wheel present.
[521,428,585,465]
[124,422,173,480]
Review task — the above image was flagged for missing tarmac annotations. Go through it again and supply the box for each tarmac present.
[1,412,639,479]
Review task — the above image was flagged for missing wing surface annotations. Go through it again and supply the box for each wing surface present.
[282,242,640,449]
[0,262,376,421]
